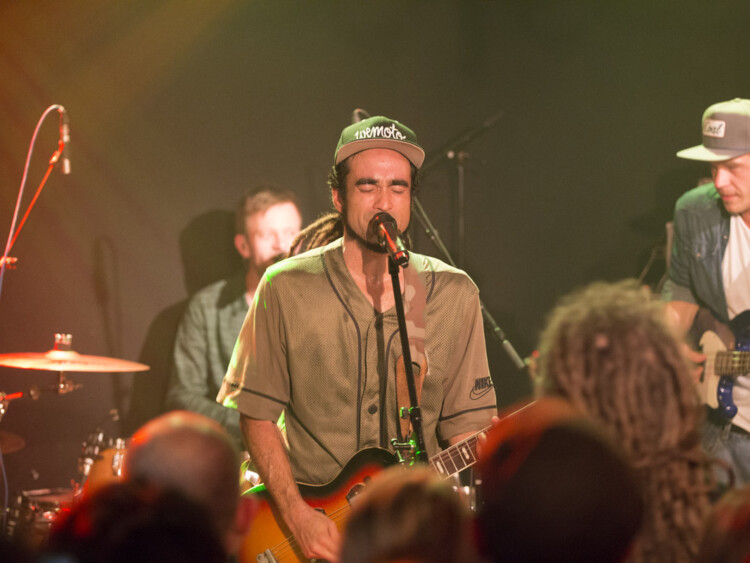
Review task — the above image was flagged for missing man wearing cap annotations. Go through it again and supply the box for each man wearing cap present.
[664,98,750,485]
[217,116,496,560]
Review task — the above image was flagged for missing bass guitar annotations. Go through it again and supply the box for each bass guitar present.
[241,426,489,563]
[698,310,750,419]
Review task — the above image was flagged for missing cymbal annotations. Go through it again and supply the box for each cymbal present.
[0,431,25,454]
[0,349,149,373]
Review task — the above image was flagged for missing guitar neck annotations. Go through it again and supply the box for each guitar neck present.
[430,425,491,479]
[714,350,750,376]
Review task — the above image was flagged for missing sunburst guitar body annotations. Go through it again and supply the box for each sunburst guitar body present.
[240,448,394,563]
[239,425,488,562]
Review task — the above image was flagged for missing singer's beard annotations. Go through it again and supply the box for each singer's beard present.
[343,217,385,254]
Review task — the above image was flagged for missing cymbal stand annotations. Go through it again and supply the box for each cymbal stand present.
[50,373,81,395]
[50,334,81,395]
[0,390,24,533]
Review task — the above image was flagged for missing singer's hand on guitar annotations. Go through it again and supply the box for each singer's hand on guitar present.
[288,501,341,562]
[682,343,706,383]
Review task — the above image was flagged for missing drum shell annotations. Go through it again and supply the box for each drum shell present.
[81,440,127,498]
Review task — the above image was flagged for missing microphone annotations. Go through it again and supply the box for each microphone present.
[352,108,371,123]
[59,108,71,174]
[369,212,409,267]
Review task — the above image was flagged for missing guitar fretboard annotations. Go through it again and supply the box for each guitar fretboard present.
[430,425,491,479]
[714,350,750,376]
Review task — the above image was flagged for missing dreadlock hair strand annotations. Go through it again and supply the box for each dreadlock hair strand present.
[289,212,343,255]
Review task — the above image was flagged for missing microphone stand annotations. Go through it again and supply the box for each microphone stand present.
[388,256,428,463]
[412,112,526,370]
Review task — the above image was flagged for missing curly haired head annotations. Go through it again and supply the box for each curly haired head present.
[535,279,713,561]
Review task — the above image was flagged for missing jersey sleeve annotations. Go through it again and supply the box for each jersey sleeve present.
[217,274,290,422]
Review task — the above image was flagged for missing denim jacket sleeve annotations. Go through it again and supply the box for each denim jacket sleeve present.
[662,183,730,324]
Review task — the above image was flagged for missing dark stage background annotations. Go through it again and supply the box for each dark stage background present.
[1,0,749,492]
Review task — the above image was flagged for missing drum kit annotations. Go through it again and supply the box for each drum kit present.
[0,333,148,546]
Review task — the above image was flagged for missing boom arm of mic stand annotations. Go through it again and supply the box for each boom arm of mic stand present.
[412,196,526,371]
[420,111,503,175]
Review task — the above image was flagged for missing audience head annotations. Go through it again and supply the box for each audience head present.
[123,410,255,555]
[535,279,702,456]
[45,481,226,563]
[534,279,713,560]
[340,465,473,563]
[476,397,643,563]
[698,485,750,562]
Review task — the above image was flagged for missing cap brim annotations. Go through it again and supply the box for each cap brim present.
[336,139,425,168]
[676,144,750,162]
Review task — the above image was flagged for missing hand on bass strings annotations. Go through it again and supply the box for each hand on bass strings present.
[682,343,706,383]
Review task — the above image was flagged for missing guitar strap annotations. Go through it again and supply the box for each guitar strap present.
[396,258,428,441]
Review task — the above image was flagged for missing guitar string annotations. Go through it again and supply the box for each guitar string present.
[435,435,480,477]
[715,351,750,374]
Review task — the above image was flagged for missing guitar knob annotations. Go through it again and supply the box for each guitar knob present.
[717,377,738,419]
[722,403,739,419]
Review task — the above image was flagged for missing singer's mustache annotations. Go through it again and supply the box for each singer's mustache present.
[367,213,397,237]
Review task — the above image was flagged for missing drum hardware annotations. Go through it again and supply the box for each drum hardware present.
[0,335,148,537]
[78,408,121,468]
[79,437,127,498]
[0,390,24,421]
[111,438,126,478]
[5,488,74,548]
[78,433,127,480]
[78,429,110,480]
[0,256,17,269]
[0,391,26,457]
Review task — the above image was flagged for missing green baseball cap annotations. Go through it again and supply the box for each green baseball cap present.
[334,116,425,168]
[677,98,750,161]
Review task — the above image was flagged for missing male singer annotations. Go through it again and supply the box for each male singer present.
[218,116,496,561]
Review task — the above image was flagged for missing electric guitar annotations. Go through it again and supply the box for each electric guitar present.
[240,426,489,563]
[698,310,750,419]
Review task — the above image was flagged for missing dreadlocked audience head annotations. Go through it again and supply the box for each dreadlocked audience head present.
[535,279,714,561]
[475,396,643,563]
